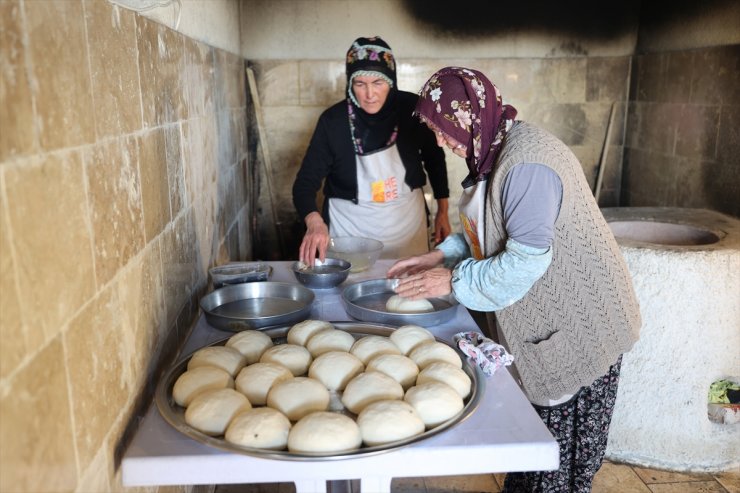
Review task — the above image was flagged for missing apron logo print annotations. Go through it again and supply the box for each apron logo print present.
[371,176,399,203]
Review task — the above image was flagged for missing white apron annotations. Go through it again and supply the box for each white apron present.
[329,145,428,259]
[458,179,488,260]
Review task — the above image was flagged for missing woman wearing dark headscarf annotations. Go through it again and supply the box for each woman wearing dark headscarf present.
[388,67,641,492]
[292,37,450,265]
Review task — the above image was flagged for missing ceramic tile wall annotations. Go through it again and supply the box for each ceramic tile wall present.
[623,44,740,217]
[0,1,249,491]
[249,56,630,255]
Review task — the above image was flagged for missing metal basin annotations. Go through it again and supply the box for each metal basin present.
[342,279,459,327]
[292,258,351,289]
[199,282,314,331]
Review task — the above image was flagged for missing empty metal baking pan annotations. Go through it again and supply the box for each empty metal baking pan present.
[200,282,314,331]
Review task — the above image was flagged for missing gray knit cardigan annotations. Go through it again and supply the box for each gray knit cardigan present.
[484,121,641,403]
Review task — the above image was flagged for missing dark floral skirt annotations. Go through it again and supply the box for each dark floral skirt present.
[503,356,622,493]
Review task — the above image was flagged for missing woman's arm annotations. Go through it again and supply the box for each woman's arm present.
[292,115,333,220]
[293,113,335,264]
[413,107,451,242]
[451,164,563,311]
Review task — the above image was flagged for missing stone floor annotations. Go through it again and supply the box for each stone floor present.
[214,460,740,492]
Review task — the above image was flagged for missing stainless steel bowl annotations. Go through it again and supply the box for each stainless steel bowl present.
[292,258,351,289]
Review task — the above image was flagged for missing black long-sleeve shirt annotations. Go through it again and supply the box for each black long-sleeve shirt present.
[292,91,449,223]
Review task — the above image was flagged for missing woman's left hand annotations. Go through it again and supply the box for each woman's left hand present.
[394,267,453,299]
[433,213,452,244]
[433,198,451,244]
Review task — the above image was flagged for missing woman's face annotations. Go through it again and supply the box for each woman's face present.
[352,75,391,114]
[427,123,468,158]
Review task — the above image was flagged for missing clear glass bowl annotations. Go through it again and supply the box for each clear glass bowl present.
[327,236,384,273]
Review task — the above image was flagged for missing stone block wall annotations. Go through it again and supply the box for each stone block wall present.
[0,1,249,491]
[622,44,740,217]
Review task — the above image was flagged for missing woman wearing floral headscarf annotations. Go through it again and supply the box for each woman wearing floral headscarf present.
[388,67,641,492]
[292,36,450,265]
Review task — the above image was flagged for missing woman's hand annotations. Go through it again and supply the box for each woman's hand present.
[386,250,444,278]
[394,267,452,299]
[433,213,451,244]
[433,198,451,244]
[299,212,330,266]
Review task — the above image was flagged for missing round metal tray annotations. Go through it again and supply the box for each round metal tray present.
[155,322,483,461]
[342,279,459,327]
[199,282,314,332]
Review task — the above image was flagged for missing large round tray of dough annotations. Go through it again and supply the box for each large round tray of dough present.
[341,279,459,326]
[155,321,482,460]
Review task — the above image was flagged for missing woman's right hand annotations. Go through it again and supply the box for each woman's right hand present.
[386,249,445,278]
[299,212,330,266]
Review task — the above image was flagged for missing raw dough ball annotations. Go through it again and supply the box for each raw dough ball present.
[235,362,294,405]
[357,399,425,446]
[350,335,402,365]
[305,328,355,357]
[224,407,292,450]
[225,330,274,364]
[308,351,364,391]
[288,412,362,454]
[417,361,472,399]
[184,388,252,436]
[260,344,312,376]
[341,371,404,414]
[187,346,247,377]
[266,377,330,421]
[172,366,234,407]
[287,320,334,346]
[386,295,434,313]
[366,354,419,390]
[390,325,435,355]
[408,341,463,370]
[404,381,464,428]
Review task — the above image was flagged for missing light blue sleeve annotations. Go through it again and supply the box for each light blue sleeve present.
[436,163,560,311]
[450,238,551,311]
[435,233,471,269]
[448,164,561,311]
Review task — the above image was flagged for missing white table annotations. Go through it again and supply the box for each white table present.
[121,261,558,492]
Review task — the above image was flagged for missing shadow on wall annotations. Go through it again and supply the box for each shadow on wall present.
[400,0,639,43]
[246,73,305,262]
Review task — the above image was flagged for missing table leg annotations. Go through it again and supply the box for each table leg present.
[360,476,391,493]
[294,479,328,493]
[327,479,355,493]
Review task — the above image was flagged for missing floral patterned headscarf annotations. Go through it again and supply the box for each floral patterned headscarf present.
[415,67,517,182]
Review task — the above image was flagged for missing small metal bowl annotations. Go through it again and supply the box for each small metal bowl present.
[292,258,351,289]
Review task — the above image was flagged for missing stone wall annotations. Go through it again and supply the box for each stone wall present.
[622,45,740,217]
[0,1,249,491]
